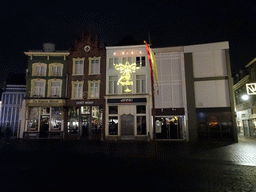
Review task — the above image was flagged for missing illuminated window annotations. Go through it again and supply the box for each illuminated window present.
[88,80,100,99]
[32,63,47,76]
[136,75,146,93]
[72,58,84,75]
[89,57,101,74]
[136,56,145,67]
[109,76,118,94]
[71,81,84,99]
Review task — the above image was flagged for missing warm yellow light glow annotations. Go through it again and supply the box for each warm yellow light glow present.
[114,61,141,92]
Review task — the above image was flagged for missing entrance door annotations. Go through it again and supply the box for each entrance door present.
[81,115,90,138]
[121,114,134,136]
[40,115,49,138]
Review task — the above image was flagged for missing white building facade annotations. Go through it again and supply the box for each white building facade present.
[105,45,153,140]
[104,42,237,142]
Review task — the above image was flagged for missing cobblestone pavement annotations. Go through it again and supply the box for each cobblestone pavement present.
[0,138,256,191]
[190,136,256,166]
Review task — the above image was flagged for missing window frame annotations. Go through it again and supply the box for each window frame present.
[109,76,118,94]
[49,63,63,77]
[71,81,84,100]
[88,80,100,99]
[136,74,146,93]
[32,63,47,76]
[72,58,85,76]
[89,56,101,75]
[31,79,46,97]
[47,79,62,98]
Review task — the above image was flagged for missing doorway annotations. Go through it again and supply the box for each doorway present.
[40,115,49,138]
[156,117,183,139]
[121,114,134,136]
[81,115,90,138]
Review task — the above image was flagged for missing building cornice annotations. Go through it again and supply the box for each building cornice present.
[245,57,256,68]
[233,75,250,91]
[106,44,146,50]
[24,52,70,60]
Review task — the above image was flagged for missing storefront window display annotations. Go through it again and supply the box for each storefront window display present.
[155,117,182,139]
[51,107,62,131]
[27,107,39,131]
[68,107,79,134]
[91,106,102,134]
[136,105,146,135]
[109,116,118,135]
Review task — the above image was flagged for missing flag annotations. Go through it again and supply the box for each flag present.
[150,48,159,87]
[144,41,159,89]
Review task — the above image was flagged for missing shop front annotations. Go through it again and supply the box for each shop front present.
[105,96,152,140]
[67,100,103,140]
[154,108,186,140]
[23,99,66,139]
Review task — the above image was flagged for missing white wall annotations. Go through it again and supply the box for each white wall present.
[154,51,184,108]
[194,80,230,108]
[192,50,227,78]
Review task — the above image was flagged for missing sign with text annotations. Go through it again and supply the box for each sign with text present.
[246,83,256,95]
[107,98,147,103]
[76,101,94,105]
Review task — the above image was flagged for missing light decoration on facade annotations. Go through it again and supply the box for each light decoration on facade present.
[246,83,256,95]
[114,61,141,93]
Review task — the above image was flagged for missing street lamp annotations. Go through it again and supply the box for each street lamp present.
[242,94,249,101]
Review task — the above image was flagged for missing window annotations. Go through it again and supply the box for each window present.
[32,63,47,76]
[136,75,146,93]
[109,76,118,94]
[73,58,84,75]
[51,107,62,130]
[88,81,100,99]
[137,105,146,114]
[89,57,101,74]
[136,105,146,135]
[109,116,118,135]
[109,58,118,68]
[109,106,118,114]
[31,79,46,97]
[50,81,61,97]
[71,81,83,99]
[49,63,63,76]
[136,56,145,67]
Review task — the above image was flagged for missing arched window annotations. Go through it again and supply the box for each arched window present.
[49,63,63,76]
[32,63,47,76]
[48,79,62,97]
[31,79,46,97]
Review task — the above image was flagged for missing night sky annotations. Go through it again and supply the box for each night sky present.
[1,0,256,89]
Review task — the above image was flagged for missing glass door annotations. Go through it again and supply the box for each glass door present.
[40,115,49,138]
[81,115,90,138]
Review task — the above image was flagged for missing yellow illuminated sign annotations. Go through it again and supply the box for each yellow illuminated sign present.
[114,61,140,93]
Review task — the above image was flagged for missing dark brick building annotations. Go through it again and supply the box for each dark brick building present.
[66,31,106,140]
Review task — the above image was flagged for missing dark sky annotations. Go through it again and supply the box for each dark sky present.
[1,0,256,88]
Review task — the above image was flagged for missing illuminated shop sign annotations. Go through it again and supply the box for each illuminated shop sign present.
[76,101,94,105]
[107,98,147,103]
[114,61,140,93]
[246,83,256,95]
